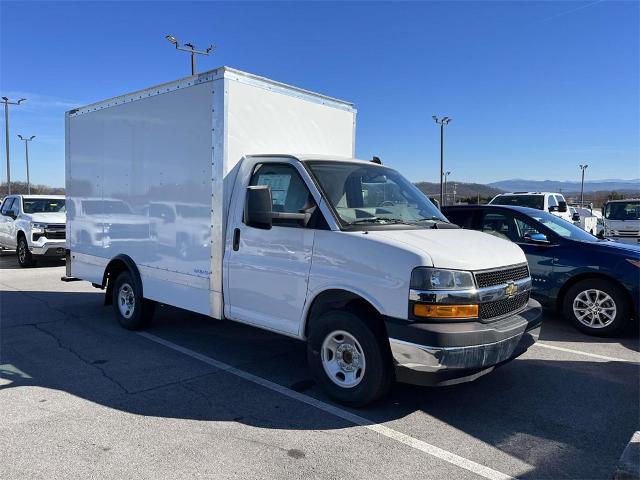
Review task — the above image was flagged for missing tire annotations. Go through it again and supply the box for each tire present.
[17,235,36,268]
[111,270,155,330]
[562,278,630,337]
[307,310,393,407]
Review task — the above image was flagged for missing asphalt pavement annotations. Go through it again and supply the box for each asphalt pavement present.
[1,251,638,480]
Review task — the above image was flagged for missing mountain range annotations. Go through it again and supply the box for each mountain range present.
[488,179,639,193]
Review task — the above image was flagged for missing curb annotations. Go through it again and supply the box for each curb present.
[613,431,640,480]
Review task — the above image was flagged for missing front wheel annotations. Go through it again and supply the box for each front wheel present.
[17,236,36,267]
[112,271,155,330]
[562,278,630,336]
[307,310,393,407]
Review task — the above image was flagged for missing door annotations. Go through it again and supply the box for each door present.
[0,197,17,248]
[478,209,556,302]
[225,161,318,336]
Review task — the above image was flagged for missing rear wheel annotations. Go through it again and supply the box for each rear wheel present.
[17,235,35,267]
[112,271,155,330]
[562,278,630,336]
[307,310,392,407]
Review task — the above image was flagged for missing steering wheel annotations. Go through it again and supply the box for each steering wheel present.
[379,201,395,207]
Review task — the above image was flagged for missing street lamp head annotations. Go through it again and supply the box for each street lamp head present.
[165,34,178,45]
[17,134,23,140]
[206,45,215,54]
[18,98,26,104]
[30,135,36,140]
[432,115,438,122]
[184,42,195,49]
[1,96,7,101]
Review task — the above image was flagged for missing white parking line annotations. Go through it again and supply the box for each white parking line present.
[138,331,515,480]
[533,341,640,364]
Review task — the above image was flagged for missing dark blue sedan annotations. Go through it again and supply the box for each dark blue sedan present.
[442,205,640,336]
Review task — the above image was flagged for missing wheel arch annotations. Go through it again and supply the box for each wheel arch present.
[102,254,143,306]
[556,272,635,317]
[302,288,388,341]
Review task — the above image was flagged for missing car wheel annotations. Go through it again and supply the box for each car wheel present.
[307,310,393,407]
[112,271,155,330]
[562,278,630,336]
[17,235,36,267]
[177,236,189,260]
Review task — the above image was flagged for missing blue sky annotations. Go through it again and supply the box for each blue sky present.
[1,1,638,187]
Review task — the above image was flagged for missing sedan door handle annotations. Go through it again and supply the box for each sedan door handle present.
[232,228,240,251]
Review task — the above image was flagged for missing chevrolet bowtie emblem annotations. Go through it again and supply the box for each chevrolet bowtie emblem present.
[505,282,518,297]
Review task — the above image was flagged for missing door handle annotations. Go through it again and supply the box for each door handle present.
[232,228,240,251]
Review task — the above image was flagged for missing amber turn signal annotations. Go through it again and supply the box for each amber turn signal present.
[413,303,478,319]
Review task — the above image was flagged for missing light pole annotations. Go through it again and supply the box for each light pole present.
[165,35,214,76]
[2,96,26,194]
[579,164,589,206]
[444,171,451,206]
[432,115,452,207]
[17,135,35,194]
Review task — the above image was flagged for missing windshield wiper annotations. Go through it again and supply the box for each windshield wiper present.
[347,217,417,226]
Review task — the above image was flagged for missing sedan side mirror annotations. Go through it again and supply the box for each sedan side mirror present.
[572,212,580,222]
[558,201,568,213]
[524,232,550,244]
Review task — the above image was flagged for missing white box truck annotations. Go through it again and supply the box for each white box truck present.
[65,67,541,406]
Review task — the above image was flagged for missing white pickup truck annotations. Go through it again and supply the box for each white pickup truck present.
[490,192,574,223]
[0,194,66,267]
[65,67,541,406]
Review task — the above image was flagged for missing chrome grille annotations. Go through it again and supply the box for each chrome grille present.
[480,292,529,320]
[475,264,530,288]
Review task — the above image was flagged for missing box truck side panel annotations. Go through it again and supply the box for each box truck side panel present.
[68,81,215,316]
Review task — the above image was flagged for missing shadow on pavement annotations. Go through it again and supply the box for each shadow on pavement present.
[1,289,638,479]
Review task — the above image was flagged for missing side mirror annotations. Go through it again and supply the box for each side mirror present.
[572,212,580,222]
[245,186,274,230]
[558,201,568,213]
[548,205,558,212]
[597,230,605,239]
[524,232,550,244]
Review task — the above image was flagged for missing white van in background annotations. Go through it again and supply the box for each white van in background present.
[602,199,640,244]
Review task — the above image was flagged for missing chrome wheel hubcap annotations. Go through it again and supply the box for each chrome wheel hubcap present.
[118,283,135,319]
[573,289,616,329]
[321,330,366,388]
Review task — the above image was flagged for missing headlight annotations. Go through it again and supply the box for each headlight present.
[410,267,475,290]
[31,222,47,232]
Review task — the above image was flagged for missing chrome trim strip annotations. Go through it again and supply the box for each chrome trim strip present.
[409,277,532,304]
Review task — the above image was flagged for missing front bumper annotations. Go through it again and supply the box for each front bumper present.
[30,241,66,257]
[386,299,542,386]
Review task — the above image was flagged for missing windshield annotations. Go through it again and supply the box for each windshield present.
[306,161,448,228]
[529,210,597,242]
[491,194,544,210]
[604,201,640,221]
[23,198,66,214]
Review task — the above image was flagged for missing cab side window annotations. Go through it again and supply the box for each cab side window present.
[548,195,558,208]
[444,210,475,229]
[249,163,325,229]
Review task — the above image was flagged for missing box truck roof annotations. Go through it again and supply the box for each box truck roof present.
[67,66,355,117]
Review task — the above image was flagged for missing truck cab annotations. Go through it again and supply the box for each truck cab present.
[0,195,66,267]
[602,199,640,244]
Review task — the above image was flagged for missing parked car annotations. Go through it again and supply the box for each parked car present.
[602,199,640,244]
[442,204,640,336]
[0,195,66,267]
[64,66,542,406]
[489,192,574,223]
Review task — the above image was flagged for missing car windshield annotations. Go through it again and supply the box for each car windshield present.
[23,198,66,214]
[306,161,448,227]
[529,210,597,242]
[491,195,544,210]
[604,201,640,221]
